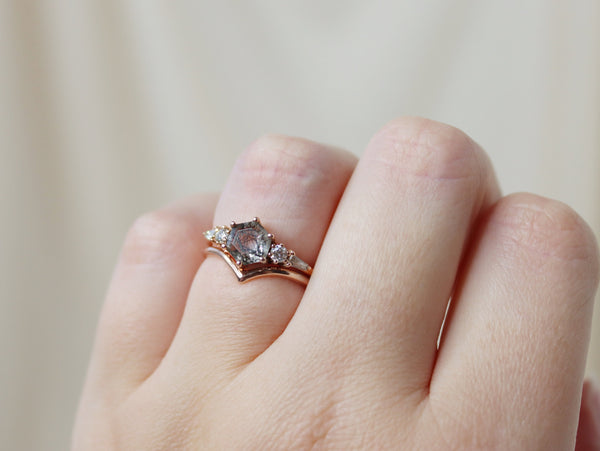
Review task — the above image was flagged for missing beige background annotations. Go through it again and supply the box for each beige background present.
[2,2,599,450]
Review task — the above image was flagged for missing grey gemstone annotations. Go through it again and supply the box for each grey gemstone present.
[226,221,272,266]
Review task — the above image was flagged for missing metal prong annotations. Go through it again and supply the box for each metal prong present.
[267,233,274,239]
[236,260,242,266]
[253,217,260,223]
[230,221,236,227]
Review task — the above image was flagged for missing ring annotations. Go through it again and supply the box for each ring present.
[204,218,313,284]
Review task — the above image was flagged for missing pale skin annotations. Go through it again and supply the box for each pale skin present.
[72,117,600,450]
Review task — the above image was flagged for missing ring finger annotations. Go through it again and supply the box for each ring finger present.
[165,134,357,384]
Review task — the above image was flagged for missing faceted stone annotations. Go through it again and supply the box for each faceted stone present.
[289,255,310,271]
[269,244,289,264]
[215,228,229,245]
[226,221,272,266]
[203,229,216,241]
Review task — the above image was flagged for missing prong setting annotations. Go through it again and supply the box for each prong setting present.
[204,218,312,283]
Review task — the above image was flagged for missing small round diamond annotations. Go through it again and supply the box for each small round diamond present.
[215,227,229,245]
[269,244,289,264]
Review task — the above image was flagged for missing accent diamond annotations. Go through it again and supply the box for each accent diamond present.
[269,244,289,264]
[289,254,310,271]
[215,227,229,245]
[204,228,216,241]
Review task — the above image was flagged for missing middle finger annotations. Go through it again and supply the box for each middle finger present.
[283,117,500,395]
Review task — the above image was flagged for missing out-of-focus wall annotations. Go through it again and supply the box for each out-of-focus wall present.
[1,2,599,449]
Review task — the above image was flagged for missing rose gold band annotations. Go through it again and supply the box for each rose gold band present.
[204,218,312,285]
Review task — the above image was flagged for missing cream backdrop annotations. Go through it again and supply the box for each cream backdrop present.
[2,1,599,449]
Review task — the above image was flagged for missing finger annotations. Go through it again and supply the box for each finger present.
[576,379,600,451]
[431,194,600,449]
[282,117,500,394]
[167,135,357,380]
[87,193,218,392]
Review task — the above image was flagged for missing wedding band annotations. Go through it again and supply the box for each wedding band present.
[204,218,312,284]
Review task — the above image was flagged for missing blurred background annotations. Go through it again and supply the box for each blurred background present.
[1,1,599,449]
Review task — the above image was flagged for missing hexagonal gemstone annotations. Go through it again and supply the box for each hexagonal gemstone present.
[226,221,272,266]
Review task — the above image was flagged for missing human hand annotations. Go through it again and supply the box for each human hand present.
[73,118,600,450]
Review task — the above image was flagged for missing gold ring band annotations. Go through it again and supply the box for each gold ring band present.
[204,218,312,285]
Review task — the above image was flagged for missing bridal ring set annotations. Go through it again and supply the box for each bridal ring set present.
[204,218,312,285]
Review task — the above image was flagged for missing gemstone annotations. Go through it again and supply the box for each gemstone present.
[215,227,229,245]
[289,255,310,271]
[226,221,272,266]
[204,229,216,241]
[269,244,289,264]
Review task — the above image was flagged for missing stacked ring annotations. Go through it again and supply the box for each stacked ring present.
[204,218,312,285]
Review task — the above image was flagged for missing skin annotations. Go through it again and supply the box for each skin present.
[72,117,600,450]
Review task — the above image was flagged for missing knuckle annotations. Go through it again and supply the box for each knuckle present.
[122,210,200,265]
[367,116,485,184]
[236,134,346,192]
[494,193,600,271]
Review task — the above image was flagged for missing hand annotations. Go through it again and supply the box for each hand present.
[73,117,599,450]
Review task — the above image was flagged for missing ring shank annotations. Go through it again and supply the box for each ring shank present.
[205,247,312,285]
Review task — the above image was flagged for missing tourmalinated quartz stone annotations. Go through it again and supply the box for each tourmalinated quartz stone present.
[269,244,289,264]
[226,221,272,266]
